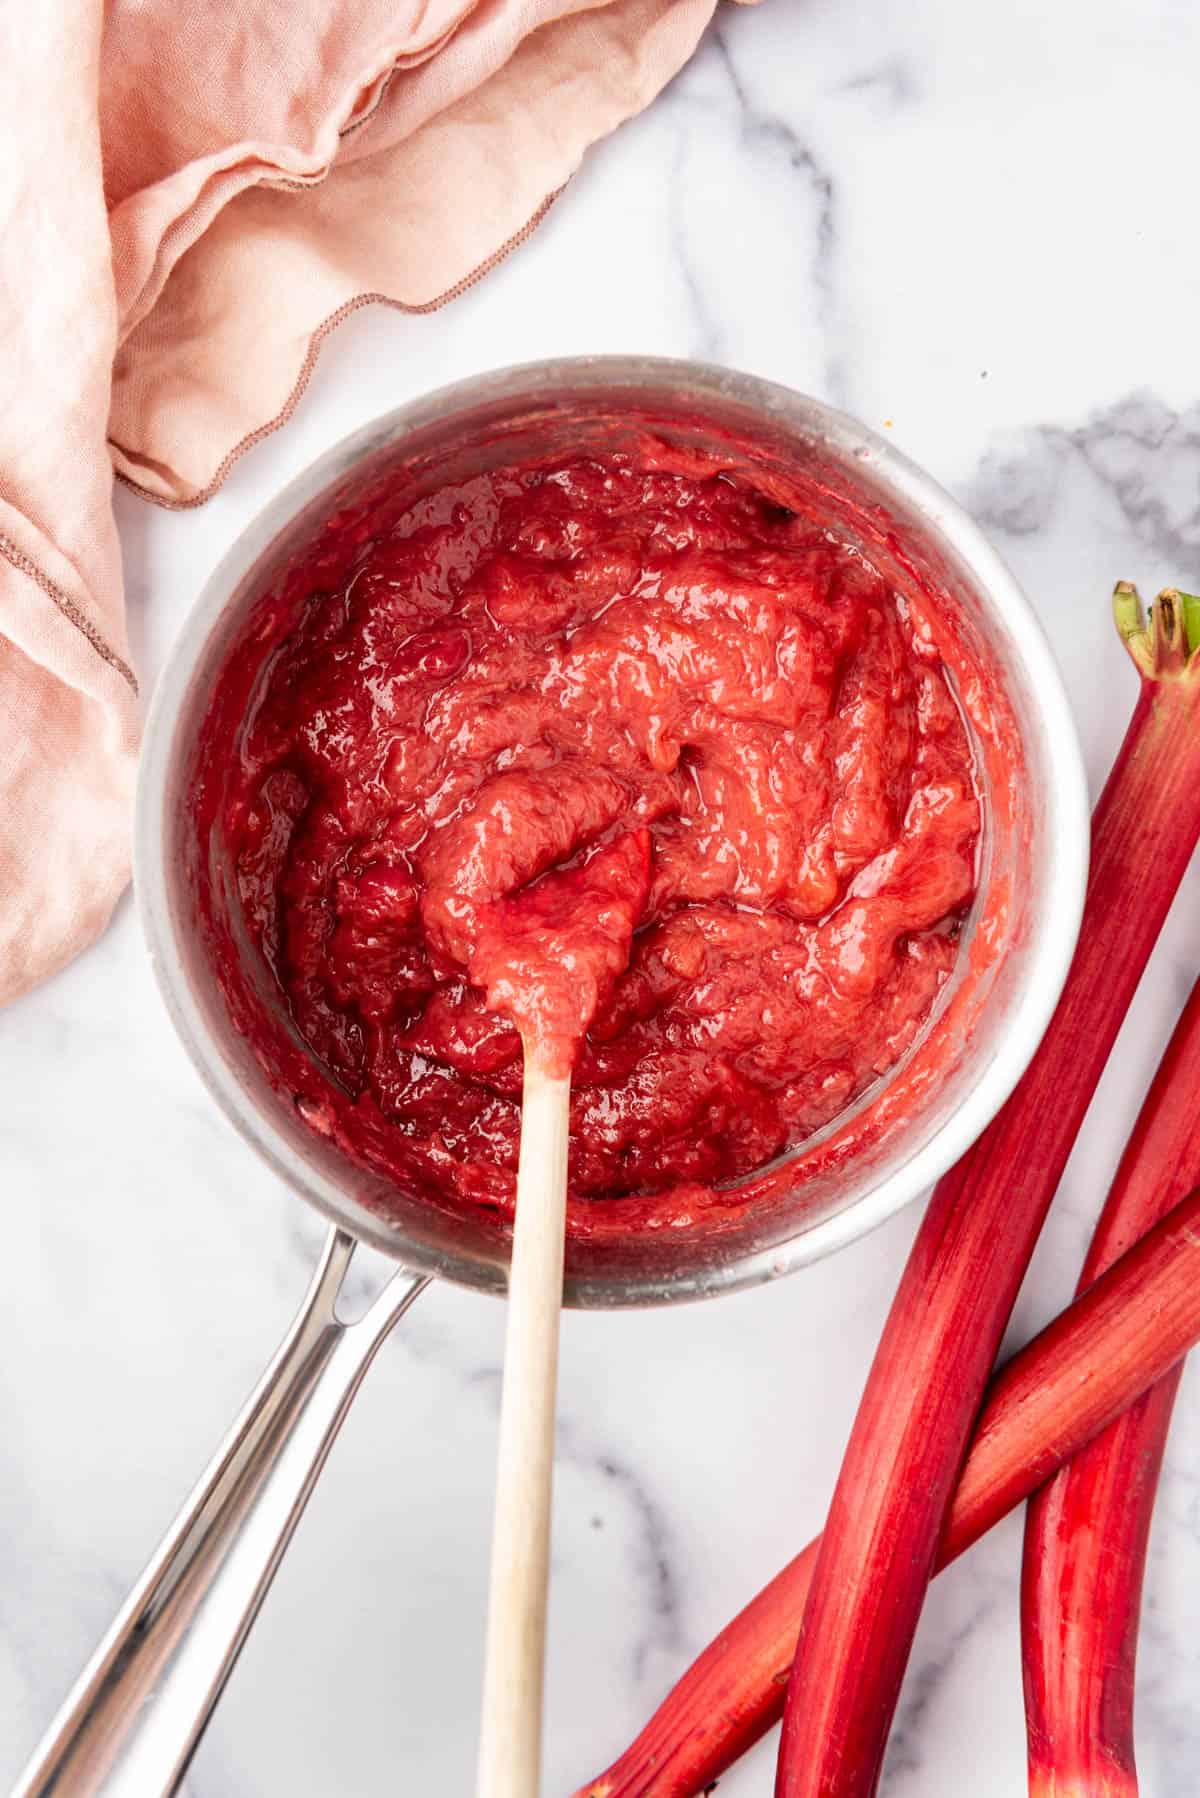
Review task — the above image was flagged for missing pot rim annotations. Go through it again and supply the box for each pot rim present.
[134,355,1090,1306]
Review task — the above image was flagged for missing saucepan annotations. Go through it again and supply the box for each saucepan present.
[16,358,1089,1796]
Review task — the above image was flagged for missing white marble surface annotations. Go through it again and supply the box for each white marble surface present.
[7,1,1200,1791]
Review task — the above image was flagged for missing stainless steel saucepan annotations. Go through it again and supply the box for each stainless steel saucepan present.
[15,358,1089,1796]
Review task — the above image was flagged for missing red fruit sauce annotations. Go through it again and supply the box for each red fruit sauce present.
[202,445,982,1219]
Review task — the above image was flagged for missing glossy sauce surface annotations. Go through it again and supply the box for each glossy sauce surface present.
[221,453,981,1212]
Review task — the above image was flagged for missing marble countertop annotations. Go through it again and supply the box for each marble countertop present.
[7,1,1200,1791]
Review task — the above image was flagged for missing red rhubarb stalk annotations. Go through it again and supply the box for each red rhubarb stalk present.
[575,1182,1200,1797]
[771,585,1200,1797]
[575,585,1200,1798]
[1022,974,1200,1796]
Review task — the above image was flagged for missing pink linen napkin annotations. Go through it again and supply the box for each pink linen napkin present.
[0,0,734,1006]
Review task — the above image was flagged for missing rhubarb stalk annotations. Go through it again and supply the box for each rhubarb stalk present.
[1022,976,1200,1797]
[771,585,1200,1797]
[576,586,1200,1798]
[575,1182,1200,1797]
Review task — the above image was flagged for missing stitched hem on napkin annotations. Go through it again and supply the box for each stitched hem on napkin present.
[113,188,562,512]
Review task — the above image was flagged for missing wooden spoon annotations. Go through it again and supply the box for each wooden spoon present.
[476,1054,571,1798]
[471,830,651,1798]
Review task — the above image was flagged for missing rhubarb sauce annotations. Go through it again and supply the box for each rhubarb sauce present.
[197,445,984,1222]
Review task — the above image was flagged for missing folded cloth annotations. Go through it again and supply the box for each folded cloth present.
[0,0,735,1006]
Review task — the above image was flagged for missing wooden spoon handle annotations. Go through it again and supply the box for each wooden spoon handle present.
[476,1055,572,1798]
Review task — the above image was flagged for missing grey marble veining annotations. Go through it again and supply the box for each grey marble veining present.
[970,392,1200,577]
[7,0,1200,1791]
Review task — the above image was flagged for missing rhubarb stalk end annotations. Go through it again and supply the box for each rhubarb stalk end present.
[1115,580,1200,677]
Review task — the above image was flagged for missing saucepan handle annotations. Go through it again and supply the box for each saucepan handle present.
[15,1226,429,1798]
